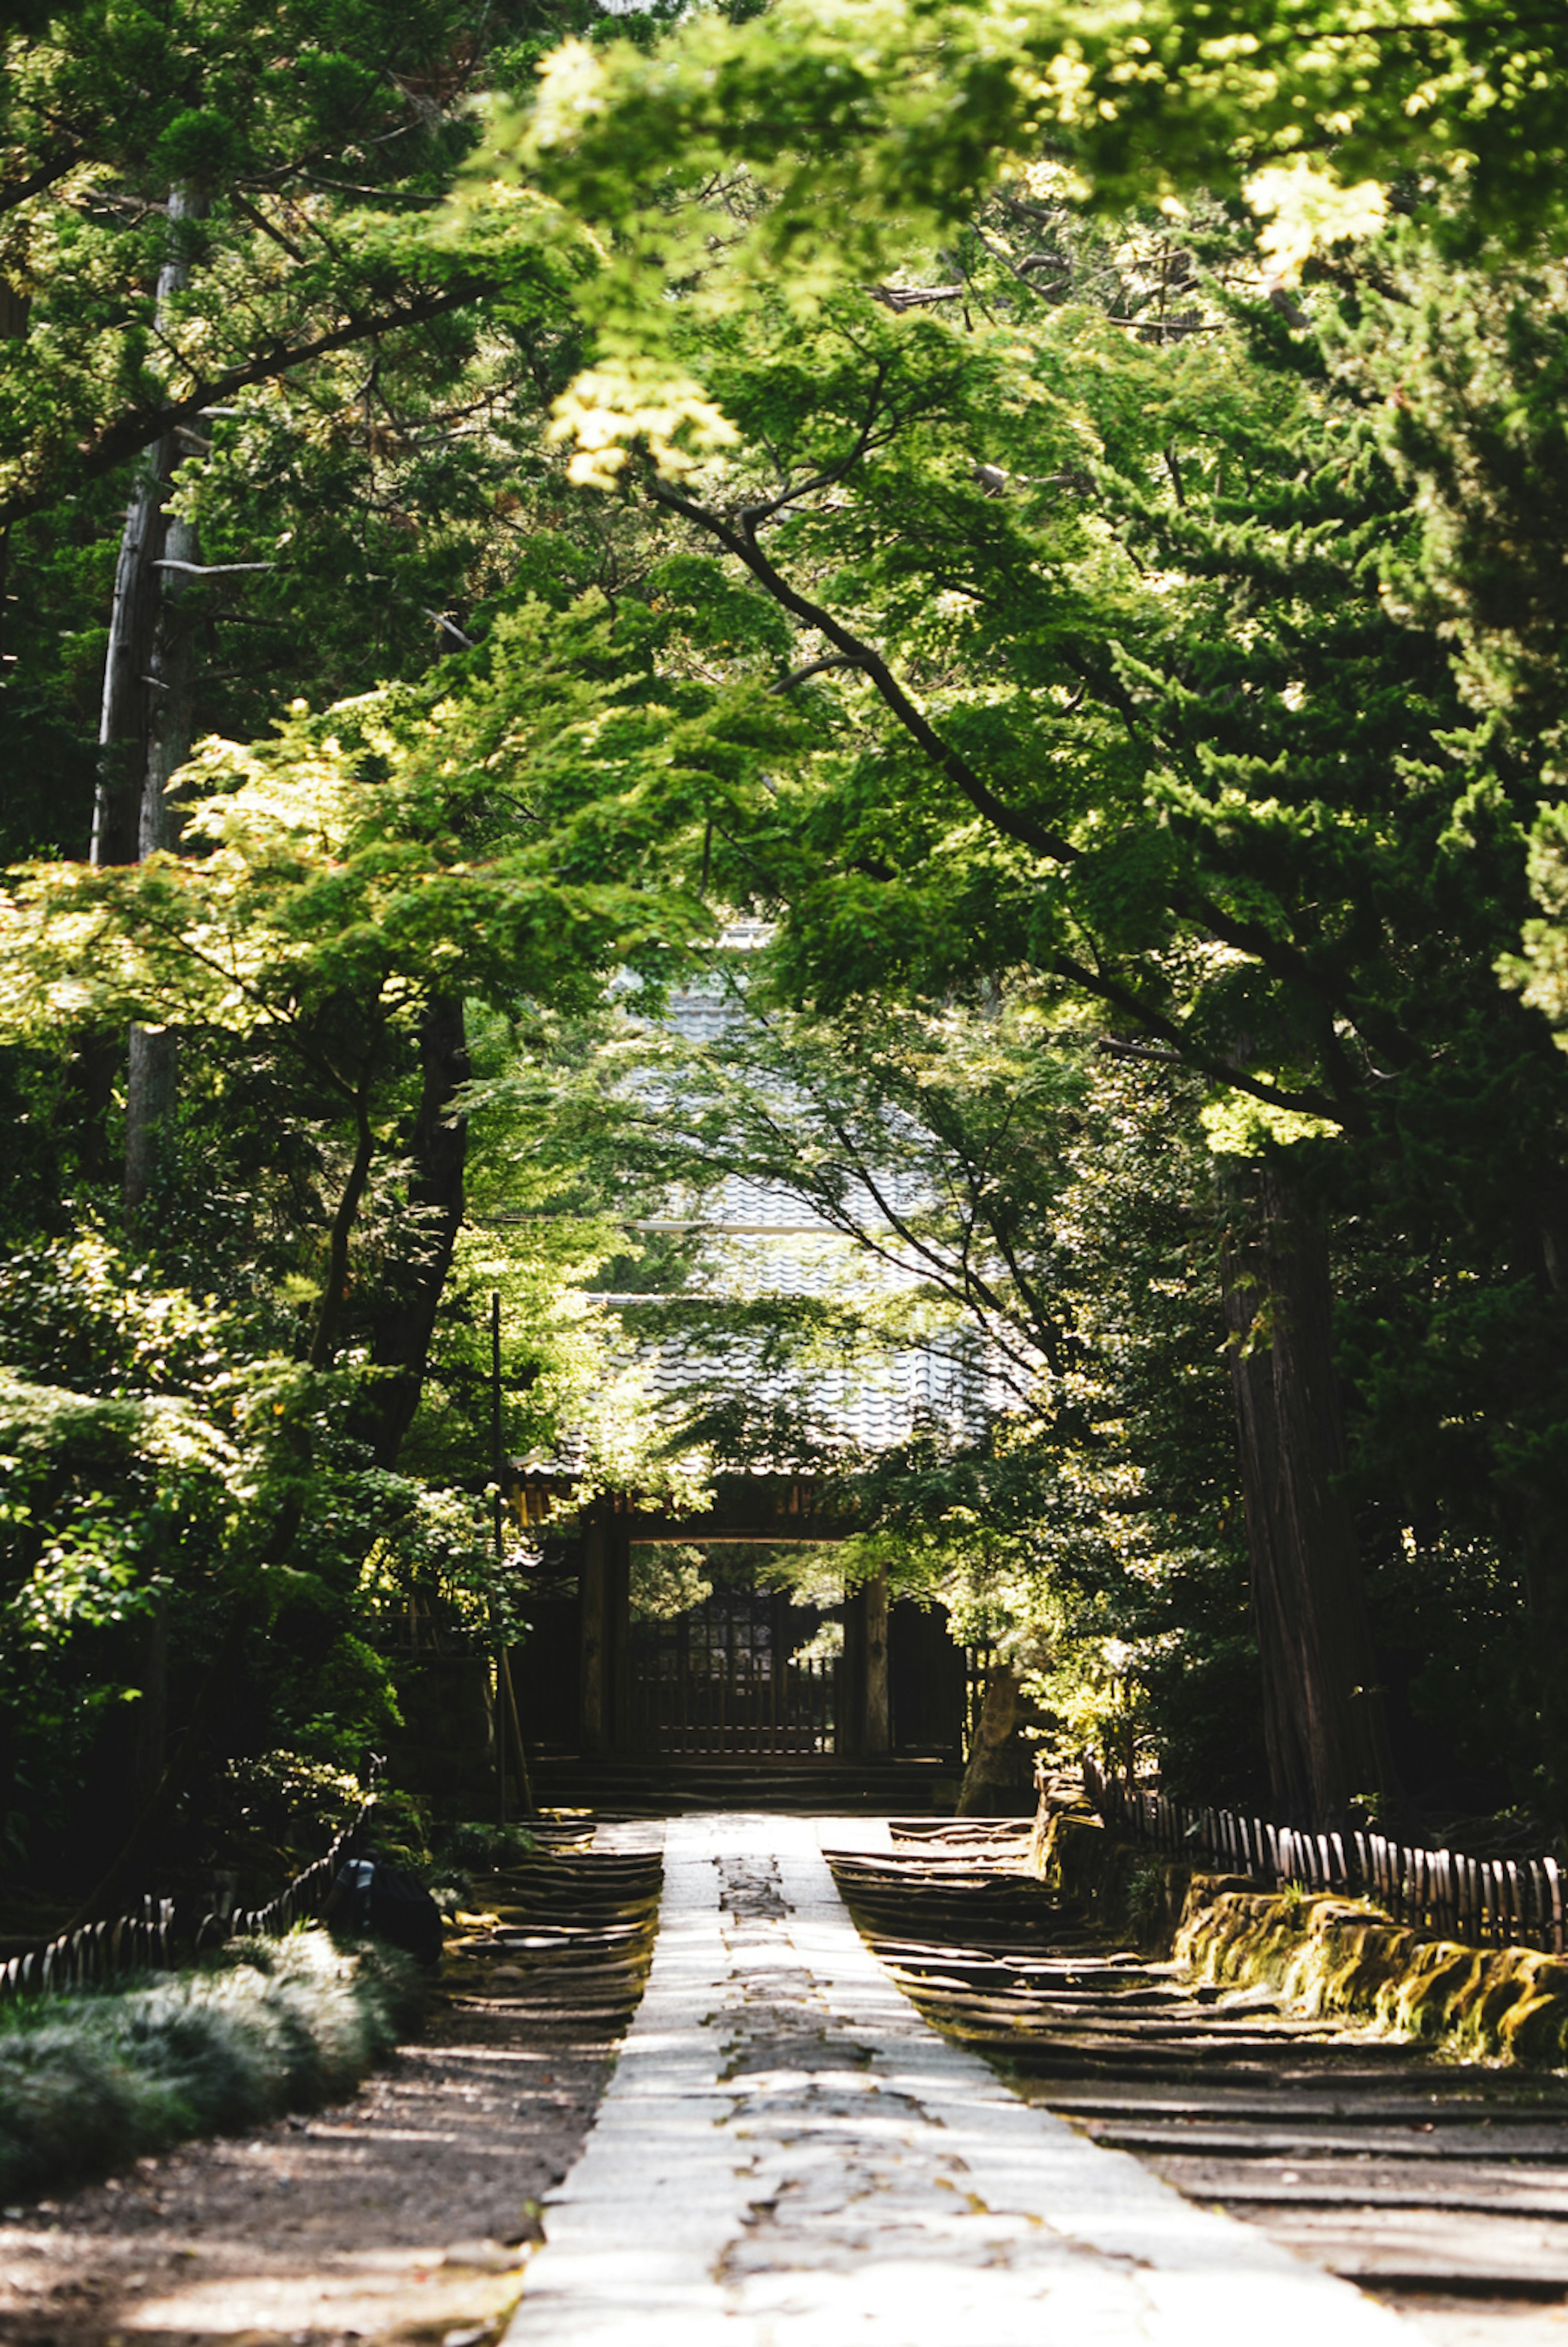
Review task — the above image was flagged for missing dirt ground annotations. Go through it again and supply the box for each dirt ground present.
[0,1841,660,2347]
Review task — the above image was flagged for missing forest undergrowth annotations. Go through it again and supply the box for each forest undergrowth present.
[0,1932,421,2203]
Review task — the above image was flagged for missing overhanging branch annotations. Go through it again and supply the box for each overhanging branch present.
[0,273,495,531]
[647,475,1078,867]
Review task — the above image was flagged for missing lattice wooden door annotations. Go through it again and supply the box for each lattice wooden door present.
[628,1588,839,1757]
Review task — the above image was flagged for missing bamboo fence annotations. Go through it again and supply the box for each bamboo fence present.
[0,1800,374,2005]
[1082,1755,1564,1956]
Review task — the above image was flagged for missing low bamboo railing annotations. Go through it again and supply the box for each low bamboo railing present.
[1082,1755,1565,1955]
[0,1800,374,2005]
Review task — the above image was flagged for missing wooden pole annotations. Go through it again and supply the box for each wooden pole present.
[491,1289,507,1828]
[864,1572,892,1756]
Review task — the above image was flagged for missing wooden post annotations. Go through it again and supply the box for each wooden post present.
[580,1508,607,1756]
[607,1514,633,1756]
[864,1573,891,1757]
[499,1649,535,1817]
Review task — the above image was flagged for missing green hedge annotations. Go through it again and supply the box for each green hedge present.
[0,1928,422,2201]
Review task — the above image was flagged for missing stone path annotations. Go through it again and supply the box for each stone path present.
[507,1814,1415,2347]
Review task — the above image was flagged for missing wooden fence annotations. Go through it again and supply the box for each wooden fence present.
[1082,1755,1566,1956]
[0,1800,374,2005]
[630,1648,839,1756]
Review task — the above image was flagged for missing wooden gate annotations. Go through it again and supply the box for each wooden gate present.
[628,1589,839,1756]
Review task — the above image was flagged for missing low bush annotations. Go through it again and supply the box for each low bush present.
[0,1928,423,2201]
[438,1820,537,1873]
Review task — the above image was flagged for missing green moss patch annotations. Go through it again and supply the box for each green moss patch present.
[1034,1788,1568,2067]
[1175,1879,1568,2065]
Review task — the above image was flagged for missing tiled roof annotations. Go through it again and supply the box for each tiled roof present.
[568,929,1010,1462]
[627,1331,999,1454]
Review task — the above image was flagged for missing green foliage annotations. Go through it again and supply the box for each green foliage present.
[438,1818,539,1870]
[0,1929,419,2199]
[545,958,1262,1796]
[510,0,1568,331]
[0,589,739,1061]
[483,164,1568,1815]
[217,1752,364,1855]
[6,0,1568,1863]
[630,1542,713,1622]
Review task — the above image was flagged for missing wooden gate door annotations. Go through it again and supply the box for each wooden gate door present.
[628,1588,840,1756]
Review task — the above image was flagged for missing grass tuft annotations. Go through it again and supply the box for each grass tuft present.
[0,1928,423,2201]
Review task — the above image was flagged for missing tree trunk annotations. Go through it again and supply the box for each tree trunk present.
[1219,1160,1398,1827]
[357,994,471,1467]
[90,187,209,1206]
[957,1663,1035,1814]
[0,281,29,700]
[124,495,206,1213]
[863,1571,891,1755]
[92,189,207,870]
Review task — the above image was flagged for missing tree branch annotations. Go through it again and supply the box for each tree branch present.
[1083,981,1359,1129]
[153,559,275,576]
[310,1067,379,1372]
[771,654,859,693]
[0,274,495,531]
[0,146,80,216]
[647,476,1078,867]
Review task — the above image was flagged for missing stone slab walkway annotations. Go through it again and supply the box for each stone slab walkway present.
[506,1814,1415,2347]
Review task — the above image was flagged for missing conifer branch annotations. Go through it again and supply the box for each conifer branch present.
[0,276,496,531]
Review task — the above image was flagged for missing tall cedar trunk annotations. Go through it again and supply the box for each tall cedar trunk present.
[124,495,204,1212]
[1219,1161,1397,1825]
[0,282,29,698]
[356,996,471,1467]
[91,190,205,869]
[90,187,209,1204]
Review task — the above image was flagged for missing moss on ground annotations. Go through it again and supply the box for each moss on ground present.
[0,1928,423,2202]
[1170,1877,1568,2062]
[1032,1787,1568,2066]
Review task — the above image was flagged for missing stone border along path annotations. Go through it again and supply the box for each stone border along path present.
[508,1814,1415,2347]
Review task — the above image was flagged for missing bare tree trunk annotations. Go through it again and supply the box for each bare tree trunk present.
[356,995,471,1467]
[92,177,199,870]
[124,494,205,1213]
[1220,1161,1398,1827]
[0,281,29,704]
[90,187,209,1206]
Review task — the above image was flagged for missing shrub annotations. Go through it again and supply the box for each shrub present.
[0,1928,422,2200]
[439,1820,537,1872]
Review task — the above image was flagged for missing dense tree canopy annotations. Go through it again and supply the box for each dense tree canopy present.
[5,0,1568,1892]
